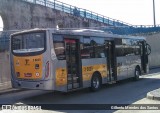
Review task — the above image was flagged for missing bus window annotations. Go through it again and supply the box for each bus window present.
[11,32,45,55]
[116,39,141,56]
[81,37,93,59]
[53,35,65,60]
[91,37,105,58]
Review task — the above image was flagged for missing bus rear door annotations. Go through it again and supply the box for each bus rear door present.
[141,41,151,73]
[105,40,117,83]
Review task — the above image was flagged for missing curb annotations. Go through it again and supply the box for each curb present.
[146,90,160,101]
[0,88,24,95]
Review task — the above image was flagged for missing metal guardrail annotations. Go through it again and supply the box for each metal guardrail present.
[103,26,160,35]
[22,0,132,27]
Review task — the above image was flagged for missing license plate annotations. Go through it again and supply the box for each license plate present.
[24,73,32,77]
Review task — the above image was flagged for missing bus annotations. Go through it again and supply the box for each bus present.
[10,28,151,92]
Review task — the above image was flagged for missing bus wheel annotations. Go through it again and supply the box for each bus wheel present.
[90,73,101,91]
[134,67,140,81]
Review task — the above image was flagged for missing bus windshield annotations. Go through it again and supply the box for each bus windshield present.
[11,32,45,54]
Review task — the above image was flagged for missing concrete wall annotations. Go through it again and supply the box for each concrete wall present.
[145,32,160,68]
[0,0,108,30]
[0,51,11,90]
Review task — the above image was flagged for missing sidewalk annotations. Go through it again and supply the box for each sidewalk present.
[147,88,160,101]
[0,81,11,90]
[0,81,23,95]
[0,88,23,95]
[114,88,160,113]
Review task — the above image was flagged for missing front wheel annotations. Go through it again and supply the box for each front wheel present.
[134,67,141,81]
[90,74,101,91]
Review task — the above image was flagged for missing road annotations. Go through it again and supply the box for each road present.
[0,68,160,113]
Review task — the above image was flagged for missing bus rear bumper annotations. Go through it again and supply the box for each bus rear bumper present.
[11,79,54,90]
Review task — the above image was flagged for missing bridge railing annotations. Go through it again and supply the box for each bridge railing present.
[22,0,132,27]
[103,25,160,35]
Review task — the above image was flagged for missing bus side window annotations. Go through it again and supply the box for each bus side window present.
[115,38,123,57]
[91,37,105,58]
[52,34,65,60]
[81,37,92,59]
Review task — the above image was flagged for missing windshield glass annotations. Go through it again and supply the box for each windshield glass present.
[12,32,45,54]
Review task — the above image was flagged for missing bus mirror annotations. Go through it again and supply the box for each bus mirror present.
[146,43,151,55]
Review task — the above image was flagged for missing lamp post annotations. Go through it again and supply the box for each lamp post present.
[153,0,156,27]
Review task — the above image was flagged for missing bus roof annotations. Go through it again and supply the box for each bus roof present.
[11,28,146,40]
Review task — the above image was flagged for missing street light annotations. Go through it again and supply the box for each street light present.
[153,0,156,27]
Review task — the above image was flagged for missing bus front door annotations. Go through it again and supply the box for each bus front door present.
[106,41,117,83]
[65,39,82,90]
[141,41,150,73]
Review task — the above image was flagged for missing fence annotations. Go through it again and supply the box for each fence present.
[22,0,132,27]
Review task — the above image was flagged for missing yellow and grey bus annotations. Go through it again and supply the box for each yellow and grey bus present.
[10,28,151,92]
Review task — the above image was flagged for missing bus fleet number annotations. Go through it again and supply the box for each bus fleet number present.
[84,66,93,72]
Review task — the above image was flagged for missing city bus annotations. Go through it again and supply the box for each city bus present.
[10,28,151,92]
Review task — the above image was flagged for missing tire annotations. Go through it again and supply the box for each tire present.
[134,67,141,81]
[90,74,101,91]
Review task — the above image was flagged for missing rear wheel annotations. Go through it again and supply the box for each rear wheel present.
[134,67,141,81]
[90,74,101,91]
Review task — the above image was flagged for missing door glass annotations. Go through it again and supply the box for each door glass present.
[65,39,77,75]
[65,39,81,89]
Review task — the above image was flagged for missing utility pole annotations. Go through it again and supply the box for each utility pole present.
[153,0,156,27]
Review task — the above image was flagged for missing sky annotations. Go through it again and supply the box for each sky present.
[0,0,159,31]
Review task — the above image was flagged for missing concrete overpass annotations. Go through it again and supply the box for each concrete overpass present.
[0,0,123,30]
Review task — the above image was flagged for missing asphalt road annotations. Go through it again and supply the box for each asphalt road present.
[0,68,160,113]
